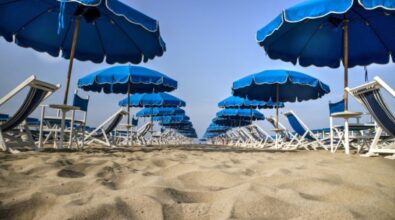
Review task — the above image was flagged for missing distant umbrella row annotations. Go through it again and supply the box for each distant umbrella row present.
[203,70,330,142]
[77,65,197,139]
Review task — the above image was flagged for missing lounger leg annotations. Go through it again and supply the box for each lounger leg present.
[344,119,350,155]
[38,105,45,148]
[59,110,67,149]
[23,123,35,148]
[0,128,7,152]
[330,117,334,153]
[363,126,382,157]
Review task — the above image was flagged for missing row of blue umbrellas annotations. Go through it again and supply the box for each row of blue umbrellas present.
[204,70,331,145]
[78,65,196,141]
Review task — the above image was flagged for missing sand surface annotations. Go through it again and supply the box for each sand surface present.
[0,145,394,220]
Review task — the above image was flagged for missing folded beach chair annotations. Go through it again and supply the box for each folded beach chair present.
[0,76,60,152]
[245,124,273,148]
[84,109,128,147]
[234,128,252,147]
[346,76,395,159]
[266,116,298,149]
[134,122,154,146]
[283,111,328,150]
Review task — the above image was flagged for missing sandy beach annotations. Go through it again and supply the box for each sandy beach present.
[0,145,394,220]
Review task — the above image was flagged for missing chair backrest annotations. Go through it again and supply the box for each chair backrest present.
[26,117,40,126]
[103,112,125,135]
[73,93,89,112]
[1,87,48,132]
[358,90,395,136]
[329,99,345,115]
[284,112,313,140]
[0,76,59,132]
[132,117,138,126]
[0,114,9,123]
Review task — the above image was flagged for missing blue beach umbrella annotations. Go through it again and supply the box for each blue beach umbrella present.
[118,93,185,108]
[216,108,265,120]
[160,120,192,127]
[213,117,252,127]
[79,65,177,125]
[218,96,284,109]
[79,66,177,94]
[136,107,185,117]
[0,0,166,105]
[256,0,395,109]
[153,115,190,123]
[207,123,230,132]
[232,69,330,130]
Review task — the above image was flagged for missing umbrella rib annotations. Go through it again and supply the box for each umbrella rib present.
[0,0,25,6]
[59,17,73,50]
[101,11,144,58]
[13,6,57,38]
[350,8,390,53]
[266,23,302,53]
[93,22,106,57]
[295,20,324,62]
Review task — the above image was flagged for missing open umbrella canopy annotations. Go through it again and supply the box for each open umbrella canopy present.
[218,95,284,109]
[119,93,185,107]
[232,70,330,102]
[153,115,190,123]
[216,108,265,120]
[0,0,166,64]
[257,0,395,68]
[206,123,230,132]
[136,107,185,117]
[160,120,192,127]
[78,66,177,94]
[212,117,252,127]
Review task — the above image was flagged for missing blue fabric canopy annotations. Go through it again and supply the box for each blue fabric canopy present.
[257,0,395,68]
[207,123,230,132]
[153,115,190,123]
[160,120,191,126]
[218,96,284,109]
[232,70,330,102]
[216,108,265,120]
[0,0,166,64]
[136,107,185,117]
[78,66,177,94]
[119,93,185,107]
[213,117,252,127]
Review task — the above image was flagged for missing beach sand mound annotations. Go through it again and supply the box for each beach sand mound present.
[0,145,394,220]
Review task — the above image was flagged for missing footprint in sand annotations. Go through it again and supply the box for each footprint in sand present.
[57,168,85,178]
[53,159,74,167]
[96,164,124,190]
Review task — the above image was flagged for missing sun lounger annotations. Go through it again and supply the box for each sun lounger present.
[283,110,328,150]
[84,109,128,147]
[0,76,60,152]
[346,76,395,159]
[134,122,154,145]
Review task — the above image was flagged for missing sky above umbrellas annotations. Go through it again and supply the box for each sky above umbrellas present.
[0,0,394,137]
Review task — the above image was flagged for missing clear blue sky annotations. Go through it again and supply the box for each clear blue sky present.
[0,0,394,137]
